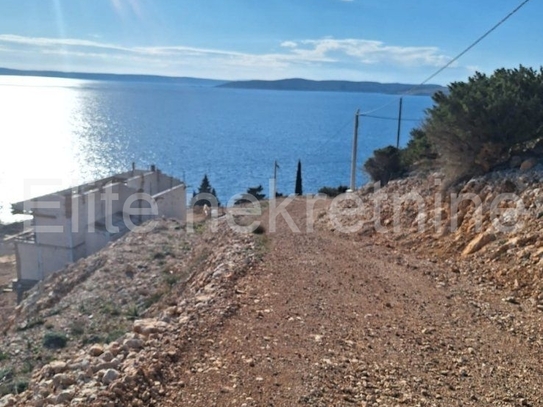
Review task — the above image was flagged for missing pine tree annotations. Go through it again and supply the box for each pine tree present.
[295,160,303,196]
[198,175,212,194]
[192,174,220,207]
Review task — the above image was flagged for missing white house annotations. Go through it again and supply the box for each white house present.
[11,166,186,300]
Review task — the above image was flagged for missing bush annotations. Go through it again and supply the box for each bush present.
[42,331,68,349]
[424,65,543,184]
[401,128,436,168]
[235,185,266,205]
[318,185,348,197]
[12,380,28,394]
[105,330,125,344]
[0,367,13,382]
[252,224,266,235]
[69,320,86,337]
[363,145,406,186]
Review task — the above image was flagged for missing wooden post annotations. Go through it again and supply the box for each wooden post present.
[396,97,403,148]
[350,109,360,192]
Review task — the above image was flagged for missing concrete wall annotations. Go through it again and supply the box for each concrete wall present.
[155,184,186,221]
[15,242,40,281]
[126,171,182,197]
[85,231,110,256]
[16,241,76,281]
[40,245,74,279]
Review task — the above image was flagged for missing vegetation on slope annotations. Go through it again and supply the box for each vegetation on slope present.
[364,65,543,187]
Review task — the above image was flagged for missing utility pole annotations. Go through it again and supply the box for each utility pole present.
[272,160,279,200]
[350,109,360,192]
[396,97,403,148]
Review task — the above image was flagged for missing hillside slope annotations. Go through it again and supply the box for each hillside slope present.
[1,190,543,406]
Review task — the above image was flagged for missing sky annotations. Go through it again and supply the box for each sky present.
[0,0,541,85]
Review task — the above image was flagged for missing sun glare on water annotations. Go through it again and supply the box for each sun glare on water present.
[0,76,94,222]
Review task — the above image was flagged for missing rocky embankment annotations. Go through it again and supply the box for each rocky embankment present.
[0,218,261,406]
[323,166,543,303]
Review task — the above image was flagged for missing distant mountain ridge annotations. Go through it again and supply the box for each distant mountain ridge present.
[0,67,445,95]
[0,67,226,87]
[219,78,445,96]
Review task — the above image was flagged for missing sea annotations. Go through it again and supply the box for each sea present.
[0,75,434,223]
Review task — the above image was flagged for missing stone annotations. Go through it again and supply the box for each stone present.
[89,344,104,357]
[462,233,496,256]
[133,319,169,336]
[123,338,144,350]
[93,360,121,373]
[53,373,76,388]
[520,158,538,172]
[55,390,75,404]
[102,369,120,385]
[101,351,114,362]
[0,395,15,407]
[107,342,121,357]
[49,361,68,374]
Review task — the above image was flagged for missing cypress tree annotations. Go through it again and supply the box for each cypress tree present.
[295,160,303,196]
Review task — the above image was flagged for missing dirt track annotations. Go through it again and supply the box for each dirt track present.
[156,198,543,406]
[2,198,543,406]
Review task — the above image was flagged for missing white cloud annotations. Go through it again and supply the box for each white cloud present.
[280,41,298,48]
[0,34,132,53]
[0,34,455,80]
[294,38,450,67]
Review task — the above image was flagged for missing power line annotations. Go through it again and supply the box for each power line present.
[419,0,532,87]
[304,116,353,156]
[362,114,421,122]
[360,0,532,116]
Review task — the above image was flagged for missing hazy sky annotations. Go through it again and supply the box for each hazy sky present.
[0,0,539,84]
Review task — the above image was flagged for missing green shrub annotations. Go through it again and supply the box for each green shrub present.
[0,367,13,382]
[100,302,121,316]
[69,320,86,337]
[235,185,266,205]
[0,380,28,397]
[143,292,164,308]
[20,359,35,375]
[125,305,140,321]
[42,332,68,349]
[82,334,103,345]
[252,224,266,235]
[105,330,125,344]
[424,65,543,184]
[17,317,44,332]
[401,128,436,168]
[363,145,406,186]
[0,351,7,362]
[12,380,28,394]
[163,273,181,288]
[318,185,348,197]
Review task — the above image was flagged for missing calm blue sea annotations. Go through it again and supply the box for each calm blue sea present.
[0,75,434,223]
